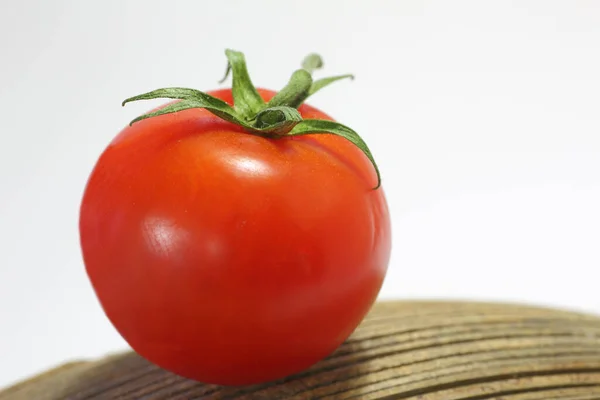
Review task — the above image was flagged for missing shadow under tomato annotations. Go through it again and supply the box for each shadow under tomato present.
[212,338,372,399]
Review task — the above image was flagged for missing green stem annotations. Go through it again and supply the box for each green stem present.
[224,49,264,119]
[267,69,313,109]
[122,49,382,189]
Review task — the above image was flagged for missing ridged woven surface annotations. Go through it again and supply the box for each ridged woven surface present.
[3,300,600,399]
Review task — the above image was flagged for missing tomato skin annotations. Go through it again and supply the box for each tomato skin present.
[79,88,391,385]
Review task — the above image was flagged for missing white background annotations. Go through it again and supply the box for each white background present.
[1,0,599,390]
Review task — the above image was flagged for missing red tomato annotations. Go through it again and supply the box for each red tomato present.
[79,88,391,385]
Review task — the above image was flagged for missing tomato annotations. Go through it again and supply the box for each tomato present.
[79,51,391,385]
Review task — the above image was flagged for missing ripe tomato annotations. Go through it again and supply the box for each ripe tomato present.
[80,51,391,385]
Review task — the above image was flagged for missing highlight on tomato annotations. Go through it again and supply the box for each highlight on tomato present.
[79,49,391,385]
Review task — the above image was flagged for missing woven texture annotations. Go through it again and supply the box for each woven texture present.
[3,300,600,399]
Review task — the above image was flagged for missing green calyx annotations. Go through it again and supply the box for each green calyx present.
[122,49,380,189]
